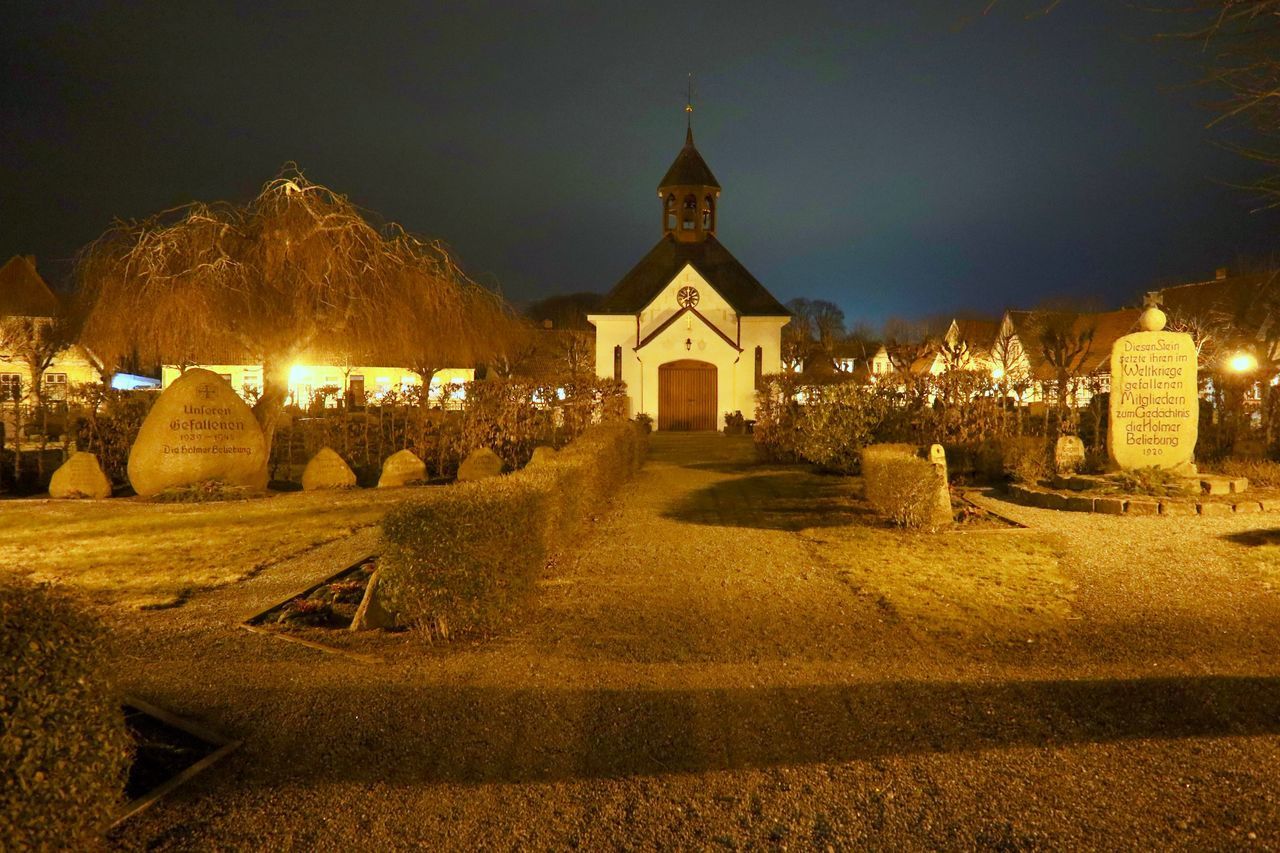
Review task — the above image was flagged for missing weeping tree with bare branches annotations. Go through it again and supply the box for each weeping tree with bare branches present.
[75,169,517,449]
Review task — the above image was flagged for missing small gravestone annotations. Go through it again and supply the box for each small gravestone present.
[1108,305,1199,474]
[457,447,503,482]
[48,451,112,499]
[349,569,397,631]
[527,446,558,467]
[301,447,356,490]
[927,444,953,526]
[377,449,425,488]
[1054,436,1086,475]
[127,368,268,498]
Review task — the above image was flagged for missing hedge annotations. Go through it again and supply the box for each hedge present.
[861,443,951,530]
[1,579,132,847]
[378,420,646,638]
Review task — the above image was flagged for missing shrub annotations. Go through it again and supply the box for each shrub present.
[998,436,1051,484]
[1216,457,1280,488]
[378,420,645,638]
[1104,467,1196,498]
[792,382,890,473]
[861,444,950,530]
[0,580,132,847]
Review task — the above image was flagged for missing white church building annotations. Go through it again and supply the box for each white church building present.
[588,126,789,430]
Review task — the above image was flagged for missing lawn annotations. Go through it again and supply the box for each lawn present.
[819,525,1074,645]
[0,488,415,607]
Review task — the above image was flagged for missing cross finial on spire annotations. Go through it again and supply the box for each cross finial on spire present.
[685,73,694,132]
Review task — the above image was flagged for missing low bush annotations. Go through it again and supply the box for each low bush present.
[861,444,950,530]
[1216,457,1280,488]
[1,579,132,847]
[378,420,645,638]
[997,436,1051,484]
[1104,467,1196,498]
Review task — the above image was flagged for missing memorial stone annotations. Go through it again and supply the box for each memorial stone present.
[127,368,268,498]
[457,447,504,482]
[927,443,952,527]
[378,449,426,487]
[48,452,112,499]
[1054,436,1086,475]
[527,446,558,467]
[1108,306,1198,473]
[301,447,357,490]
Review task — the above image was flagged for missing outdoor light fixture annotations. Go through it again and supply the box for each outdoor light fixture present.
[991,367,1005,380]
[685,338,692,351]
[1229,352,1258,373]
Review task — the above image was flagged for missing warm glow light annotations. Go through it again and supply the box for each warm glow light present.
[288,364,306,384]
[1229,352,1258,373]
[991,367,1005,380]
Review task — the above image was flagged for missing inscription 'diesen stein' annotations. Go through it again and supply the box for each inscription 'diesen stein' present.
[1108,327,1198,472]
[1113,338,1194,450]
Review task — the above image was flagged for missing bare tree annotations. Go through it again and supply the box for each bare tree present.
[75,168,509,448]
[1026,308,1097,437]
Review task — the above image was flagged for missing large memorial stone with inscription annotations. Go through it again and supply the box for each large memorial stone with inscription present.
[127,368,269,497]
[1107,306,1199,473]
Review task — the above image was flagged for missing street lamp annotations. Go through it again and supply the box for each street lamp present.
[1229,352,1258,374]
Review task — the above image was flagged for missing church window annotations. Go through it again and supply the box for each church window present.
[682,194,697,230]
[664,194,676,231]
[702,195,715,230]
[613,345,623,380]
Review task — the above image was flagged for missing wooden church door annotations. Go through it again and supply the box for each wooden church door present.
[658,360,717,431]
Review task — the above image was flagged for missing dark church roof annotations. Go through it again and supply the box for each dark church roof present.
[0,256,59,317]
[598,233,789,316]
[658,127,720,190]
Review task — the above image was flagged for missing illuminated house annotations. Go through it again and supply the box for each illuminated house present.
[160,354,472,407]
[588,126,790,430]
[0,256,101,403]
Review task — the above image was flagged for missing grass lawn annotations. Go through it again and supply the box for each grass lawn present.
[820,525,1074,644]
[0,488,415,607]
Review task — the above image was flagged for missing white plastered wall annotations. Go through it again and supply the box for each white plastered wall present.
[588,264,788,430]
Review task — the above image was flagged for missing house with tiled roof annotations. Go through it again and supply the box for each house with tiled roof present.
[588,124,790,430]
[0,256,100,404]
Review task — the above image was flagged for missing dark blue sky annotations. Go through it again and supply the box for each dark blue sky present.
[1,1,1275,327]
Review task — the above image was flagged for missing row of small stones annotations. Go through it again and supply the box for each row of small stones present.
[1006,483,1280,517]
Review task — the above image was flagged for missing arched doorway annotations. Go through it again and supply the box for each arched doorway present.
[658,360,717,431]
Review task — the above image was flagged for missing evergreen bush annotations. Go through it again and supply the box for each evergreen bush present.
[0,580,132,848]
[861,444,948,530]
[378,420,645,638]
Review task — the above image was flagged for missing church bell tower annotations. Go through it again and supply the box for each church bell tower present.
[658,107,721,243]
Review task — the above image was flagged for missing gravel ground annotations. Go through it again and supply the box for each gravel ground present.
[105,434,1280,850]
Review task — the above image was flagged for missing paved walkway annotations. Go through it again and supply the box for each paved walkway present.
[110,435,1280,849]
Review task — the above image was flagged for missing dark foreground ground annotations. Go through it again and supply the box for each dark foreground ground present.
[107,434,1280,850]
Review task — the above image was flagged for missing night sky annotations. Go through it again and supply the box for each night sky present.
[2,2,1276,327]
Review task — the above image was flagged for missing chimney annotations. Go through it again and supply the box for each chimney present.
[1215,267,1229,281]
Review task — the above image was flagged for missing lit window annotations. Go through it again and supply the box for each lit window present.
[43,372,68,401]
[0,373,21,401]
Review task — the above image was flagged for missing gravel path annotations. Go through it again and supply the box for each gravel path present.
[106,435,1280,850]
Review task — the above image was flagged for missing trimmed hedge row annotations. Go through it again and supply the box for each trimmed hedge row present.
[378,420,647,638]
[1,579,132,847]
[862,444,951,530]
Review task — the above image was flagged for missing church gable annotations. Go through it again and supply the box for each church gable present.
[596,234,788,318]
